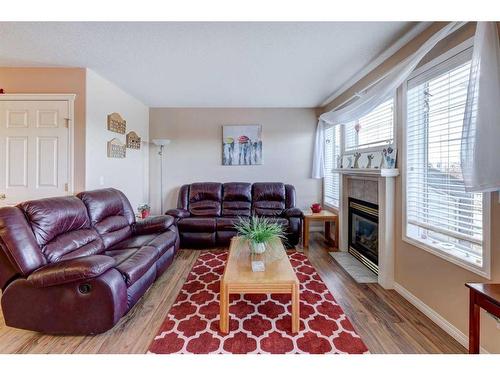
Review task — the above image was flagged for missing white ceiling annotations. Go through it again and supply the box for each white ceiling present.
[0,22,416,107]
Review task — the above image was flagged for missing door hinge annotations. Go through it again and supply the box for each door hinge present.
[64,118,70,128]
[64,183,69,192]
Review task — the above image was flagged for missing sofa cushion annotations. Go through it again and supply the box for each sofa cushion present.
[106,247,158,287]
[222,182,252,216]
[252,183,286,216]
[19,196,90,247]
[188,183,222,216]
[78,189,135,249]
[18,196,105,263]
[110,230,177,258]
[46,229,104,263]
[216,217,246,231]
[178,217,216,232]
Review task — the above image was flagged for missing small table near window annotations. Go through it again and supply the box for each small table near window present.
[465,283,500,354]
[302,209,338,249]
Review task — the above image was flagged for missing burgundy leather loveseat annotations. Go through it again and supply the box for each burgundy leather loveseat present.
[166,182,303,248]
[0,188,179,334]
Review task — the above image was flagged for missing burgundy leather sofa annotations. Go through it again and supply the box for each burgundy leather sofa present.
[0,188,179,334]
[166,182,303,248]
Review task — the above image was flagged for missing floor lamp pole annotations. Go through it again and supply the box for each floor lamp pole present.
[159,145,164,214]
[152,138,170,215]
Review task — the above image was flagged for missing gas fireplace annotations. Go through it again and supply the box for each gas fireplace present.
[348,197,379,274]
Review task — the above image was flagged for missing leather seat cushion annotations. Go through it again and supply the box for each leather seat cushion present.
[178,217,216,232]
[106,247,158,287]
[216,217,246,231]
[109,234,157,250]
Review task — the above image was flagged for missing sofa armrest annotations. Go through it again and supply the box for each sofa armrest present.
[133,215,175,235]
[283,208,304,218]
[28,255,116,288]
[166,208,190,219]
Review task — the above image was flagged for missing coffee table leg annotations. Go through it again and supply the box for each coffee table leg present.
[220,282,229,333]
[291,283,300,333]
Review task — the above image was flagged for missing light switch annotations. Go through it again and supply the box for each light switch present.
[99,176,105,186]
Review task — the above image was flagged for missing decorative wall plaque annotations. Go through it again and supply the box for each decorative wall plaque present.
[107,138,126,158]
[107,112,126,134]
[126,131,141,149]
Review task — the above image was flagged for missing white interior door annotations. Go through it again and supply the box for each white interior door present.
[0,100,70,206]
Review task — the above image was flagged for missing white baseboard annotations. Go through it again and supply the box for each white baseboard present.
[394,282,490,354]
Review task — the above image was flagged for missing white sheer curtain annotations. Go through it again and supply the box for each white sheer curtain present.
[311,22,461,179]
[461,22,500,193]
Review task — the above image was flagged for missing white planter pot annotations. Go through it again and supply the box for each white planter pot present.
[250,241,266,254]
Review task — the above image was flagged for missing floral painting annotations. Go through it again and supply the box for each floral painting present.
[222,125,262,165]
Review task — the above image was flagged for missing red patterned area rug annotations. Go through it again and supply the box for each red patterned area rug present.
[148,251,369,354]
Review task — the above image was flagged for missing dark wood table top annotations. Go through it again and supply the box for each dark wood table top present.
[465,283,500,306]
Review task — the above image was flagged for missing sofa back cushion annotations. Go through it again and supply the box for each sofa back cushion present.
[252,183,286,216]
[0,206,46,286]
[18,196,104,263]
[222,182,251,216]
[78,188,135,249]
[188,183,222,216]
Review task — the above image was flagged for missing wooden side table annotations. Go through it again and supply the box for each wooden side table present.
[465,283,500,354]
[302,209,338,249]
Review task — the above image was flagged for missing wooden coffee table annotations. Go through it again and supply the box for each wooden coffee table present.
[219,236,300,333]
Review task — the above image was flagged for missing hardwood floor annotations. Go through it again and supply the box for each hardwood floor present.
[0,233,465,354]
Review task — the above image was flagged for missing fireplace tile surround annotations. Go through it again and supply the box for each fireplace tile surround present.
[337,168,399,289]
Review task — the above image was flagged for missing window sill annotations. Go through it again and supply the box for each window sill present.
[402,235,491,279]
[323,203,339,214]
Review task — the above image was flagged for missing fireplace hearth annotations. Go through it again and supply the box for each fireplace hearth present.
[348,197,379,275]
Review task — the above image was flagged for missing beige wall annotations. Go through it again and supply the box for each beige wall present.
[322,22,500,353]
[85,69,150,212]
[0,67,86,192]
[149,108,321,214]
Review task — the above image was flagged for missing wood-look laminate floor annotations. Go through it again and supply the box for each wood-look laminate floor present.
[0,233,466,354]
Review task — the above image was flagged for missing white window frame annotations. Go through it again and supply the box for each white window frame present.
[401,38,491,279]
[342,95,397,155]
[324,95,398,212]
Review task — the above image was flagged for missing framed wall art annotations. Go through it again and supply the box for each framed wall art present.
[222,125,262,166]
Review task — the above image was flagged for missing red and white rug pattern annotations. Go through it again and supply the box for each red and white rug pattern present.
[148,251,369,354]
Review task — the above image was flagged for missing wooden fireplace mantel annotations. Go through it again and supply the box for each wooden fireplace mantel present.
[333,168,399,177]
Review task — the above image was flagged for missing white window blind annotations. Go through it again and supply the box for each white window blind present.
[324,125,340,208]
[345,99,394,151]
[406,50,484,269]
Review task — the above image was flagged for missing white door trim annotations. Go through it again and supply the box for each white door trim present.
[0,94,76,194]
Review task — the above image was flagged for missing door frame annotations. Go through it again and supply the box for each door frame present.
[0,93,76,195]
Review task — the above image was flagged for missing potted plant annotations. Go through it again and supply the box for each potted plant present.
[234,216,285,254]
[137,203,151,219]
